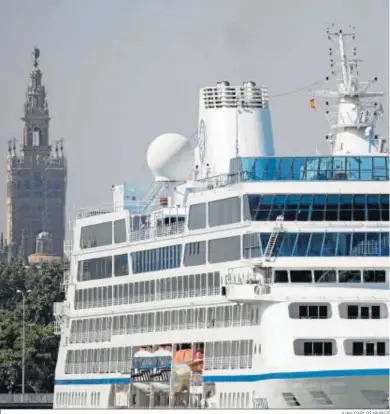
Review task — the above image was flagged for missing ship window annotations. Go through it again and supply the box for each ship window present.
[208,236,241,263]
[310,391,333,406]
[345,339,389,356]
[80,221,112,249]
[274,270,288,283]
[183,241,206,266]
[208,197,241,227]
[294,339,336,356]
[341,303,387,319]
[114,219,127,243]
[338,269,361,283]
[314,269,336,283]
[188,203,206,230]
[77,256,112,282]
[114,254,129,276]
[290,270,312,283]
[363,269,386,283]
[282,392,300,407]
[291,304,330,319]
[361,390,389,407]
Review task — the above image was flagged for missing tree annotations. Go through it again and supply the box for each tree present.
[0,260,65,393]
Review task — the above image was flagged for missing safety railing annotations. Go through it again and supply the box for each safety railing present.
[0,394,53,404]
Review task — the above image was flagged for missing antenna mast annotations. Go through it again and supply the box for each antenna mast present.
[311,25,385,155]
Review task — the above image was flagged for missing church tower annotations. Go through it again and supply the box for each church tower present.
[6,47,67,259]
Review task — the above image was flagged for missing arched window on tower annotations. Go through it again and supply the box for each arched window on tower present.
[33,127,40,147]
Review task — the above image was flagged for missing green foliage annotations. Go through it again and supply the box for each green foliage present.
[0,260,65,393]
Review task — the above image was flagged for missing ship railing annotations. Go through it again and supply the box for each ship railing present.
[130,221,185,243]
[76,288,221,310]
[0,394,54,404]
[107,319,253,337]
[204,356,251,370]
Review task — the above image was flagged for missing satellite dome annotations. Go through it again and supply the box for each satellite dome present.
[146,133,194,182]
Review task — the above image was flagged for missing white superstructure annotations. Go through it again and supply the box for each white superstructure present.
[53,28,389,410]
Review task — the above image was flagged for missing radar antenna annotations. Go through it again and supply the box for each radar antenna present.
[310,26,385,155]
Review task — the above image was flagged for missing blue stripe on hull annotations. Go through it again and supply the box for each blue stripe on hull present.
[54,368,389,386]
[203,368,390,383]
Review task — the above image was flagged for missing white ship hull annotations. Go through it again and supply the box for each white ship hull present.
[53,27,390,411]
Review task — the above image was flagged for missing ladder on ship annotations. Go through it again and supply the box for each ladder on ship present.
[263,215,284,262]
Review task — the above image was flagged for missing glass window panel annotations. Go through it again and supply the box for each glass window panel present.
[360,157,373,180]
[284,195,299,221]
[331,156,346,178]
[253,158,268,180]
[381,195,389,221]
[297,195,312,221]
[339,195,353,221]
[345,157,360,180]
[366,232,380,256]
[314,270,336,283]
[293,233,311,256]
[312,195,326,221]
[278,233,297,256]
[274,270,288,283]
[373,157,387,180]
[307,233,324,256]
[351,232,366,256]
[353,195,366,221]
[290,270,312,283]
[263,158,279,180]
[269,195,286,220]
[278,158,294,179]
[338,270,361,283]
[380,233,389,256]
[291,158,305,179]
[325,195,339,221]
[336,233,351,256]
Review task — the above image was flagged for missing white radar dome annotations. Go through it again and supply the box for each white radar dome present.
[147,133,194,182]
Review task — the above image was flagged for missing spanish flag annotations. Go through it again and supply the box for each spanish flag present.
[309,98,316,110]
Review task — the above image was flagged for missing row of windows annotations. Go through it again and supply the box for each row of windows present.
[294,339,389,356]
[235,155,389,181]
[203,340,254,370]
[274,269,386,283]
[131,245,182,274]
[56,392,100,408]
[74,271,221,310]
[244,232,389,258]
[75,233,389,285]
[291,303,387,319]
[69,304,260,344]
[245,194,389,222]
[65,346,133,374]
[80,219,126,249]
[281,389,389,409]
[77,254,129,281]
[220,392,252,409]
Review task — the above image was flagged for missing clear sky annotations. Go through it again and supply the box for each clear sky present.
[0,0,388,233]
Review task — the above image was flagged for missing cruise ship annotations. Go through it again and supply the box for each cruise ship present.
[53,27,389,409]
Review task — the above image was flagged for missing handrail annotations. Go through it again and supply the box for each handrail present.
[0,394,53,404]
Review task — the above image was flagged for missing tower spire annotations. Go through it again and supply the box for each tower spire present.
[21,46,51,152]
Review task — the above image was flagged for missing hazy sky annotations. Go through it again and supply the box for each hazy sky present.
[0,0,388,232]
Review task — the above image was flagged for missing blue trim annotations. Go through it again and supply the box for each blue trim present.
[203,368,390,383]
[55,377,131,385]
[54,368,389,386]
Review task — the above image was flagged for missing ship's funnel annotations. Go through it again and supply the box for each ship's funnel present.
[195,80,275,178]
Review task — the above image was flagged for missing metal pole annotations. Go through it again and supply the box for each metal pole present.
[22,292,25,396]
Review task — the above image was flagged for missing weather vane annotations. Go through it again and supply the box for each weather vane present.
[32,46,40,68]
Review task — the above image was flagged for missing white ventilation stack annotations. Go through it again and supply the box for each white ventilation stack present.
[195,81,275,178]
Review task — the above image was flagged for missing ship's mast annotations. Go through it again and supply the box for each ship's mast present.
[311,26,386,155]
